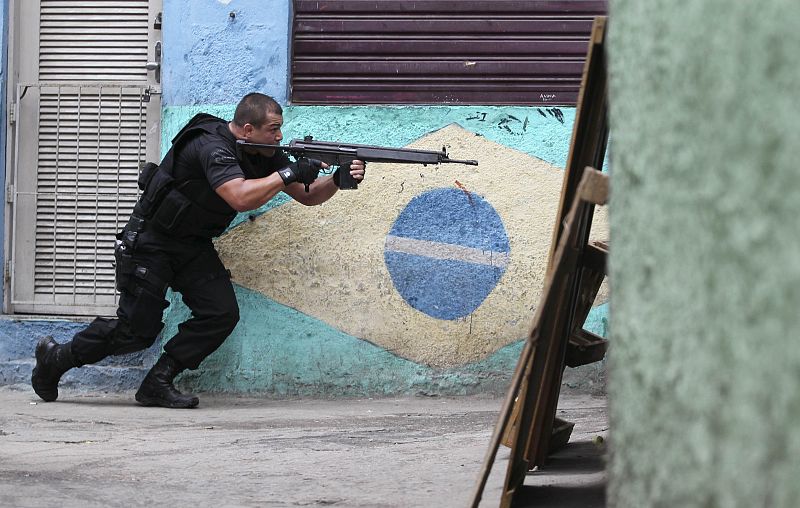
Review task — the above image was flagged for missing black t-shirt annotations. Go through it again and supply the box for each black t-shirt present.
[171,122,291,210]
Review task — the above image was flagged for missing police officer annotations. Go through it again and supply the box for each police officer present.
[31,93,366,408]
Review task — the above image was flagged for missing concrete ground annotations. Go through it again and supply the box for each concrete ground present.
[0,386,607,508]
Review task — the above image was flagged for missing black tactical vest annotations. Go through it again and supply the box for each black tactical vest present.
[134,113,238,239]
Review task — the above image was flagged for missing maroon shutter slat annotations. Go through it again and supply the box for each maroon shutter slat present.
[291,0,607,105]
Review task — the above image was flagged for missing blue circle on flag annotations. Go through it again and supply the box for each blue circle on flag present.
[384,188,510,320]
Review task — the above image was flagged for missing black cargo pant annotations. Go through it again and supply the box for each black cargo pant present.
[70,216,240,370]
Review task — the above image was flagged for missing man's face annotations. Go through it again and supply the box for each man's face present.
[243,112,283,156]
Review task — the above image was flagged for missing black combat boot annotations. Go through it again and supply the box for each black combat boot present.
[31,337,77,402]
[135,353,199,408]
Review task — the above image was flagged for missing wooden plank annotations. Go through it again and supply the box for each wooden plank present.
[468,339,534,508]
[548,417,576,454]
[471,16,609,507]
[495,15,609,461]
[500,239,605,440]
[570,327,606,347]
[571,266,606,334]
[533,165,608,463]
[547,17,609,270]
[578,165,610,205]
[504,170,607,495]
[529,191,597,468]
[582,242,608,274]
[565,330,608,367]
[473,172,600,507]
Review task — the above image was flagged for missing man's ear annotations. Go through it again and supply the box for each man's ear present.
[242,123,255,139]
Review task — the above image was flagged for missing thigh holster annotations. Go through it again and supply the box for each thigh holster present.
[113,230,171,345]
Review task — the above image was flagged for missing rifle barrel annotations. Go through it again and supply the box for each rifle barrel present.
[237,140,478,166]
[443,158,479,166]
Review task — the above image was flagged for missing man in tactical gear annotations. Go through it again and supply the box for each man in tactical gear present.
[31,93,366,408]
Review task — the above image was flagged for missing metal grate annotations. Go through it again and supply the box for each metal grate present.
[39,0,150,82]
[11,83,147,311]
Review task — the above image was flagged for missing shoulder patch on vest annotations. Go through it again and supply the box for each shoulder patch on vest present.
[211,147,237,164]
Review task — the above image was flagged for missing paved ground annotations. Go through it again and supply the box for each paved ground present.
[0,386,607,508]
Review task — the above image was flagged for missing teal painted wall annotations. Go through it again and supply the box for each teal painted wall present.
[163,104,577,167]
[167,289,607,396]
[608,1,800,506]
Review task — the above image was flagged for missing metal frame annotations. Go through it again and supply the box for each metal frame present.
[3,0,163,316]
[9,82,149,315]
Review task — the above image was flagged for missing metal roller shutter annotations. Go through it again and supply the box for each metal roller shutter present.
[291,0,608,105]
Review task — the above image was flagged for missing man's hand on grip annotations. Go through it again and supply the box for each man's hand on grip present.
[277,158,325,191]
[333,160,367,189]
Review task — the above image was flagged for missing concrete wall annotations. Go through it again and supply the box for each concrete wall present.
[1,0,609,396]
[607,1,800,506]
[162,0,290,106]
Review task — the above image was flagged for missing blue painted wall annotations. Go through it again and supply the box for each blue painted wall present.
[162,0,290,106]
[0,0,609,396]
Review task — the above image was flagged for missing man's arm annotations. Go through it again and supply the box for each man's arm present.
[215,160,366,211]
[285,160,367,205]
[283,160,367,205]
[215,159,334,210]
[214,173,287,212]
[283,176,337,206]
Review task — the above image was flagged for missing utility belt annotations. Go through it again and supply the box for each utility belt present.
[114,213,168,296]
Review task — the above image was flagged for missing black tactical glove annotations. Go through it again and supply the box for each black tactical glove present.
[277,158,324,192]
[333,160,363,190]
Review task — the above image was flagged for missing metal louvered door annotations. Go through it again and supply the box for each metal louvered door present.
[7,0,162,315]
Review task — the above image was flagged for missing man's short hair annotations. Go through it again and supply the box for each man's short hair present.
[232,93,283,127]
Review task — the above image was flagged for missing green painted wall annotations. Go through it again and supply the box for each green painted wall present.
[608,2,800,506]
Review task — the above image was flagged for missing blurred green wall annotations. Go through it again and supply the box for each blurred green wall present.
[608,2,800,506]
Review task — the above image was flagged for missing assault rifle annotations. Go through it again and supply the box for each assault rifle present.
[236,136,478,190]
